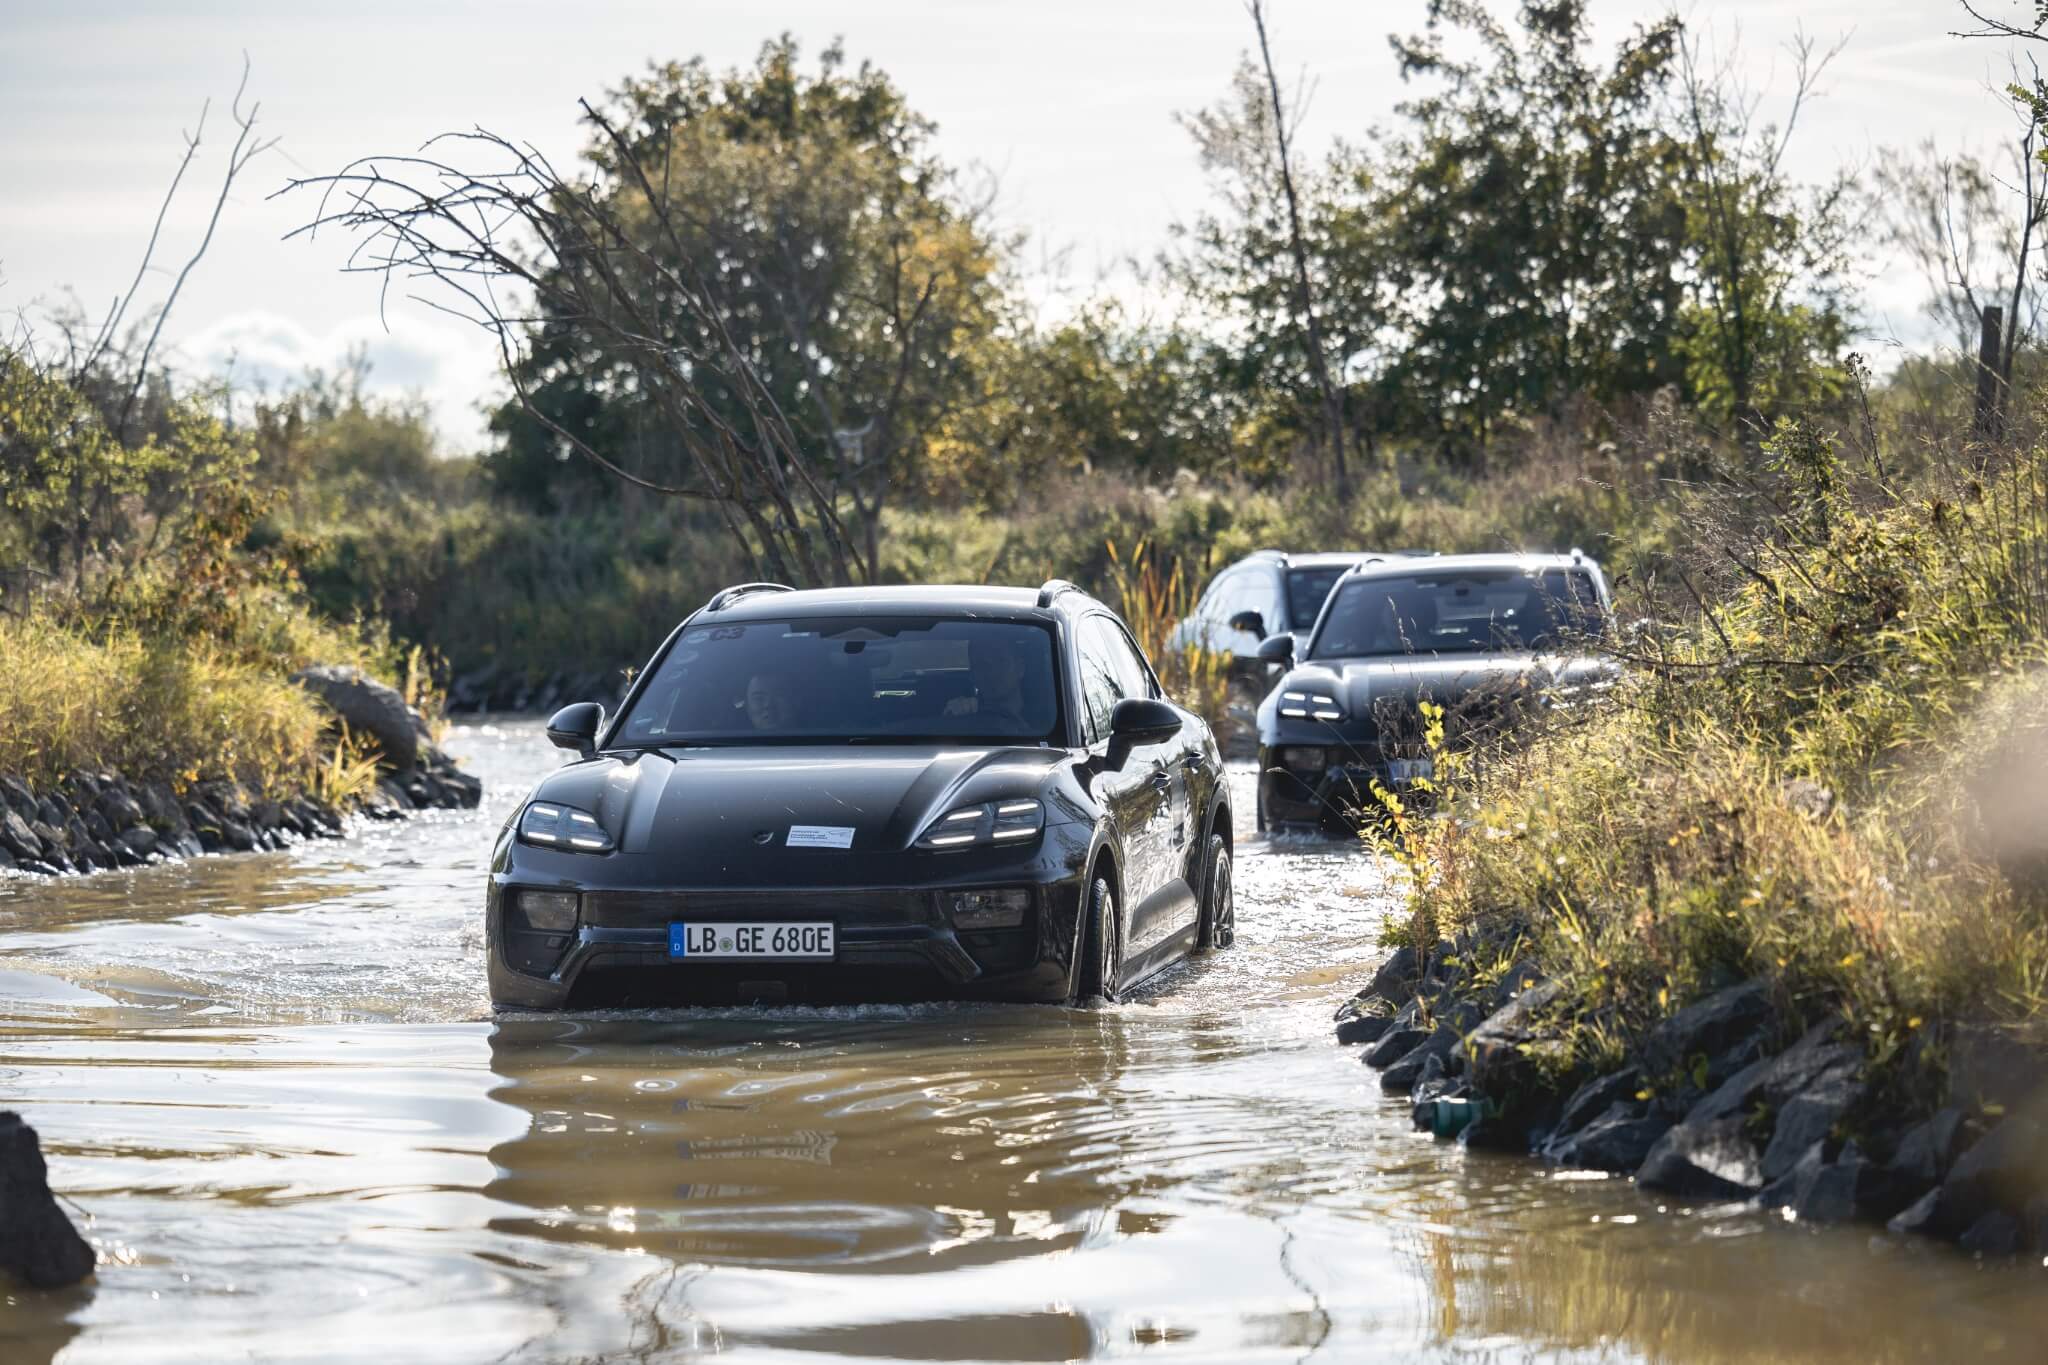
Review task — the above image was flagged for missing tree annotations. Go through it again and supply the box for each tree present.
[1672,26,1857,432]
[1377,1,1689,456]
[289,38,1007,584]
[1173,27,1384,490]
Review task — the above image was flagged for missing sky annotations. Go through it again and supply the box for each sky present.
[0,0,2036,450]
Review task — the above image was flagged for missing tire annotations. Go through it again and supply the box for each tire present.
[1073,874,1121,1004]
[1198,832,1235,950]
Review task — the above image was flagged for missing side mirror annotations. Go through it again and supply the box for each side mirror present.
[1227,609,1267,640]
[1255,633,1295,666]
[546,701,605,758]
[1108,697,1182,746]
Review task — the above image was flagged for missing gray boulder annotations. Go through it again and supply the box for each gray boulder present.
[1888,1107,1970,1187]
[291,665,420,772]
[1366,1026,1429,1069]
[1544,1103,1672,1172]
[1930,1116,2045,1238]
[1636,1114,1765,1199]
[1640,979,1772,1080]
[0,1112,95,1288]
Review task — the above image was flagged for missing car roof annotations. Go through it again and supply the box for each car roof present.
[1241,549,1389,571]
[699,583,1097,622]
[1337,551,1601,581]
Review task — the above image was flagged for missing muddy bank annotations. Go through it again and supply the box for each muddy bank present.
[1338,934,2048,1259]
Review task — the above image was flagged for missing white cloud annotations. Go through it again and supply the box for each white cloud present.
[173,310,503,452]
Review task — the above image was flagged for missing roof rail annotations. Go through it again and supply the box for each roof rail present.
[704,582,793,612]
[1246,548,1287,562]
[1036,578,1082,609]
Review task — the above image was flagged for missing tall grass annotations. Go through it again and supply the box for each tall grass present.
[1101,538,1231,733]
[0,614,331,797]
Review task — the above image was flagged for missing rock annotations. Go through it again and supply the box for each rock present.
[172,834,204,859]
[1888,1188,1941,1236]
[1543,1103,1672,1172]
[0,1112,96,1288]
[1959,1210,2023,1256]
[1930,1116,2045,1238]
[375,777,415,812]
[1640,979,1773,1081]
[1759,1139,1911,1224]
[1356,946,1420,1009]
[1336,1011,1395,1046]
[35,796,67,829]
[1947,1025,2048,1116]
[115,827,158,860]
[29,820,66,853]
[220,820,258,853]
[1462,979,1564,1100]
[139,782,186,833]
[1381,1026,1461,1094]
[94,786,146,832]
[1636,1115,1765,1199]
[0,847,15,873]
[0,774,37,820]
[1490,957,1548,1008]
[2026,1198,2048,1255]
[250,800,284,831]
[1552,1068,1643,1143]
[291,664,421,771]
[0,809,42,861]
[1759,1064,1865,1183]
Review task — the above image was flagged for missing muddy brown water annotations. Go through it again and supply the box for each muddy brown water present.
[2,719,2043,1363]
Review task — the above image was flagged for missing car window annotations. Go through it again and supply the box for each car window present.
[1075,619,1124,745]
[1092,615,1158,703]
[1311,569,1608,659]
[615,617,1062,744]
[1199,569,1249,622]
[1285,564,1353,631]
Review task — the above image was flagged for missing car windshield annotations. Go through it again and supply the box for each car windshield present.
[1311,569,1605,659]
[614,617,1062,745]
[1285,564,1354,631]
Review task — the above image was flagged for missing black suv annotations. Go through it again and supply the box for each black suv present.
[488,581,1235,1008]
[1254,552,1616,832]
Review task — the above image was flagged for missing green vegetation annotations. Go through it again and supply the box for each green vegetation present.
[1377,411,2048,1100]
[1,354,396,798]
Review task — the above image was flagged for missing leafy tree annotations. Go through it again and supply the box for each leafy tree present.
[1376,1,1688,456]
[485,37,1008,575]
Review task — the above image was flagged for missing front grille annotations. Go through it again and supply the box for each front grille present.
[580,889,935,930]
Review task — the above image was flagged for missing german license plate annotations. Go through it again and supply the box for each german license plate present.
[1387,758,1434,783]
[669,922,835,960]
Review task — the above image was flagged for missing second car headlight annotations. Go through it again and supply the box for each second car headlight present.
[518,801,615,853]
[1278,689,1344,722]
[916,798,1044,850]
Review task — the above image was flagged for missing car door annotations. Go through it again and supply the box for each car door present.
[1076,615,1170,969]
[1089,615,1198,957]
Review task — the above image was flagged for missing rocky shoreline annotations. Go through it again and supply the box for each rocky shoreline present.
[0,667,482,879]
[1337,933,2048,1258]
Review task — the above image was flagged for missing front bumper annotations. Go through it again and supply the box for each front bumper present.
[486,847,1090,1008]
[1256,743,1435,832]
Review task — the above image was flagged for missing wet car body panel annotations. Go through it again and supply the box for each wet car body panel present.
[487,585,1227,1008]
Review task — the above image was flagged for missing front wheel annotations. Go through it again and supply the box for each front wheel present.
[1198,833,1235,950]
[1073,875,1122,1004]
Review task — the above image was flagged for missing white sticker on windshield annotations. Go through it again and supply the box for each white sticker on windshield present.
[787,825,855,849]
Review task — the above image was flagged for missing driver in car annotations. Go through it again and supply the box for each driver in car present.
[744,672,800,731]
[943,637,1036,730]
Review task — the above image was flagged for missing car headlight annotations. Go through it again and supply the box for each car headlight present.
[916,798,1044,850]
[1278,689,1344,722]
[518,801,615,853]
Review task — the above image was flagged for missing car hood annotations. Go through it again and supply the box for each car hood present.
[523,743,1075,871]
[1284,652,1615,720]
